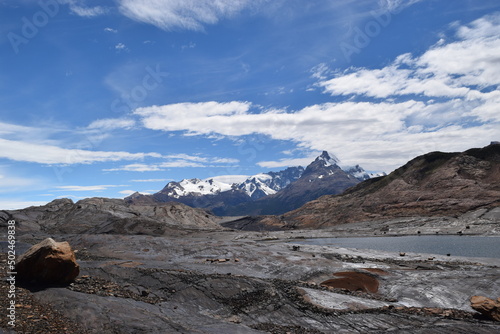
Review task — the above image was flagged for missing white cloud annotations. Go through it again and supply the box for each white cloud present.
[131,179,172,183]
[209,175,249,184]
[104,27,118,33]
[58,0,108,17]
[128,13,500,172]
[115,43,129,52]
[104,163,164,172]
[62,0,108,17]
[87,118,136,130]
[104,154,239,172]
[0,138,160,165]
[0,121,67,146]
[257,155,319,168]
[135,101,252,134]
[135,98,499,172]
[320,13,500,102]
[104,160,226,172]
[378,0,424,13]
[55,185,127,192]
[117,0,262,31]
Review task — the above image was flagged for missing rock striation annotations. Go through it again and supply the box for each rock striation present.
[16,238,79,285]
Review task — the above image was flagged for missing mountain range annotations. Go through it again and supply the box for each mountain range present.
[126,151,384,215]
[229,143,500,230]
[4,144,499,234]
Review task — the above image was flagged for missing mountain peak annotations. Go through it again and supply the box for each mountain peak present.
[314,151,339,167]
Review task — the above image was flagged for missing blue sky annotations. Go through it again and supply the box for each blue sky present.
[1,0,499,209]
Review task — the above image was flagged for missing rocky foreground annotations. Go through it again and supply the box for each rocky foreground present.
[1,217,500,333]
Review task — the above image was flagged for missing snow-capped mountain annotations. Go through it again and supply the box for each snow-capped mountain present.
[223,151,363,216]
[126,151,384,215]
[344,165,387,181]
[236,167,305,199]
[154,166,305,201]
[160,178,235,199]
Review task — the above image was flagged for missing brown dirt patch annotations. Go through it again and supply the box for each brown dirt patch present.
[320,271,379,293]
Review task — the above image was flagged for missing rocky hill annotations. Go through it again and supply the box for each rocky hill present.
[276,144,500,229]
[222,144,500,230]
[1,197,222,235]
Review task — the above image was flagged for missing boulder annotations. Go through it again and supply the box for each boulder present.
[16,238,79,285]
[470,295,500,321]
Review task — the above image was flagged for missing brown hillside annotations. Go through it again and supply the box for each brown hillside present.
[281,144,500,229]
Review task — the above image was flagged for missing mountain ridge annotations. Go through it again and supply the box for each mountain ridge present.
[126,151,383,215]
[262,143,500,229]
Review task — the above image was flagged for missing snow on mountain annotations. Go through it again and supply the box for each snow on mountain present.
[237,174,278,199]
[157,166,305,201]
[343,165,387,181]
[315,151,340,167]
[163,178,234,198]
[134,151,384,204]
[237,167,305,199]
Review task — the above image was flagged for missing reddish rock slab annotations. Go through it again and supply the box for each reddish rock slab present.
[16,238,79,285]
[320,271,379,293]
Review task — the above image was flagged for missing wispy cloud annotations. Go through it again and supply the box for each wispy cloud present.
[61,0,108,17]
[131,178,172,183]
[87,118,136,131]
[105,154,239,172]
[115,42,129,52]
[55,185,128,192]
[134,13,500,172]
[0,138,161,165]
[320,13,500,103]
[378,0,425,12]
[257,155,320,168]
[117,0,265,31]
[209,175,249,184]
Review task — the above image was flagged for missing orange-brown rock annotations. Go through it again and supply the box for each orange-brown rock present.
[16,238,79,285]
[320,271,379,293]
[282,144,500,229]
[470,295,500,321]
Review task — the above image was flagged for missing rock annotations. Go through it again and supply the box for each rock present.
[320,271,379,293]
[16,238,79,285]
[470,295,500,321]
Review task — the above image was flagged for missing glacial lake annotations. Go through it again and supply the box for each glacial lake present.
[293,235,500,259]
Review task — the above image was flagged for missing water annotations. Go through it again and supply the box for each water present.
[294,235,500,259]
